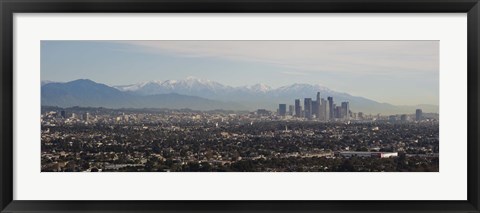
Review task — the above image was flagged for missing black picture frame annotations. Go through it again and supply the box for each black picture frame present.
[1,0,479,212]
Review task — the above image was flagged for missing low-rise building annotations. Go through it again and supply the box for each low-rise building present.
[338,151,398,158]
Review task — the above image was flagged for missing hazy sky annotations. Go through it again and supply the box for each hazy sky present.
[41,40,439,106]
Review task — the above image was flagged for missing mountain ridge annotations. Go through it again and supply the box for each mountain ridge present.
[41,79,246,111]
[42,78,438,114]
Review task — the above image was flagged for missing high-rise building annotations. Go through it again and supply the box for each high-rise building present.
[416,109,423,121]
[400,114,408,121]
[341,102,350,120]
[295,99,301,117]
[304,98,312,119]
[314,92,321,119]
[327,97,334,120]
[60,110,66,119]
[288,105,295,116]
[335,106,342,119]
[320,98,328,121]
[333,104,337,118]
[312,100,319,119]
[278,104,287,116]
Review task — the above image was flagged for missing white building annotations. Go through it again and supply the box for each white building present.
[338,151,398,158]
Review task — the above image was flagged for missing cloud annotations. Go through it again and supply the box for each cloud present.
[112,40,439,77]
[281,71,309,76]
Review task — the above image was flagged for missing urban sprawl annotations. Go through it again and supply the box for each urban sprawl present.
[41,92,439,172]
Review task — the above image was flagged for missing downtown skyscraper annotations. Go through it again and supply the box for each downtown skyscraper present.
[328,97,334,121]
[295,99,301,117]
[278,92,350,121]
[304,98,312,119]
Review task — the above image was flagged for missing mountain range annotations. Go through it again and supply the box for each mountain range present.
[41,79,245,111]
[41,78,438,114]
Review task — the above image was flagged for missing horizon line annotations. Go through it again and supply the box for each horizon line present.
[41,78,439,107]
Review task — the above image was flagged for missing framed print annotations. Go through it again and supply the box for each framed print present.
[1,0,479,212]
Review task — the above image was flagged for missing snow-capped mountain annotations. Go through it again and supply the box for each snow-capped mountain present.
[239,83,272,93]
[41,79,245,110]
[275,83,331,93]
[115,77,233,97]
[115,78,337,102]
[270,83,331,97]
[41,78,439,114]
[113,77,378,112]
[115,77,338,97]
[117,80,164,92]
[113,77,439,114]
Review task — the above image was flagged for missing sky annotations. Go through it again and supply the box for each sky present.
[41,40,439,106]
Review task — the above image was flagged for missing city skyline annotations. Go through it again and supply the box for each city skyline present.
[41,78,439,114]
[41,40,439,106]
[41,76,439,107]
[41,76,440,109]
[275,91,429,121]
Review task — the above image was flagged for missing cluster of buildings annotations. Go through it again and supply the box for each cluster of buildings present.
[58,110,91,122]
[277,92,428,122]
[278,92,350,121]
[41,105,439,172]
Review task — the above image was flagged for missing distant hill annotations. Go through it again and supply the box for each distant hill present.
[41,79,246,111]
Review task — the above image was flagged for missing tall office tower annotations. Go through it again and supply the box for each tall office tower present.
[341,102,350,120]
[327,97,334,120]
[320,98,328,121]
[335,106,342,119]
[60,110,66,119]
[304,98,312,119]
[333,104,337,119]
[314,92,321,119]
[400,114,408,121]
[278,104,287,116]
[295,99,301,117]
[416,109,423,121]
[312,100,319,119]
[317,100,322,119]
[288,105,295,116]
